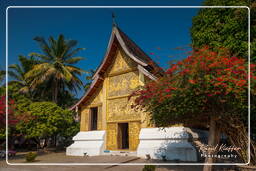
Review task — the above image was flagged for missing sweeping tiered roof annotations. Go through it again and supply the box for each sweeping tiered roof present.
[70,25,164,110]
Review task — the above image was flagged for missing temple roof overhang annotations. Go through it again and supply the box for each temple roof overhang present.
[70,25,164,110]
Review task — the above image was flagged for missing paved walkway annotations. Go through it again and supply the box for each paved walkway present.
[0,152,234,171]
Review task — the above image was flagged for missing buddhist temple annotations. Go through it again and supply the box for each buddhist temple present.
[66,25,197,161]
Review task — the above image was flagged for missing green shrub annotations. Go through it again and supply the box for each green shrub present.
[26,152,37,162]
[142,165,156,171]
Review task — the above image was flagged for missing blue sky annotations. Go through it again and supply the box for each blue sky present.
[1,0,204,98]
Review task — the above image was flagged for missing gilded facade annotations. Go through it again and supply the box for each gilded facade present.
[73,25,163,152]
[79,48,147,151]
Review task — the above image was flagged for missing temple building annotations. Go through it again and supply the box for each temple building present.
[66,25,197,161]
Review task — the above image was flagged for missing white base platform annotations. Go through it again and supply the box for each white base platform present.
[137,127,197,161]
[66,131,105,156]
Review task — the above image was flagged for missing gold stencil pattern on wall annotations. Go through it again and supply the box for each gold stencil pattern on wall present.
[84,87,103,107]
[108,49,136,75]
[97,106,102,130]
[129,122,141,150]
[107,97,140,122]
[106,123,118,150]
[80,108,89,131]
[108,71,139,97]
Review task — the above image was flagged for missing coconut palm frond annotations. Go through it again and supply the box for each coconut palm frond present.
[29,52,52,61]
[33,36,53,57]
[26,35,87,104]
[8,71,23,82]
[65,57,85,64]
[66,65,86,75]
[64,48,86,59]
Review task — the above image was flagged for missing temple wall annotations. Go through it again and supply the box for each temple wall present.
[105,49,145,151]
[140,76,155,128]
[80,48,153,151]
[68,27,198,159]
[80,86,104,131]
[129,121,141,150]
[80,107,89,131]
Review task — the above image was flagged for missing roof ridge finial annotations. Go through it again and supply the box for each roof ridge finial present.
[112,12,117,27]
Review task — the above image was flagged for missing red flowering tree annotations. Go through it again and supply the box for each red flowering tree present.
[132,47,256,166]
[0,95,19,151]
[0,96,18,129]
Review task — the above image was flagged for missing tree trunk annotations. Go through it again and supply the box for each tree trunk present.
[32,138,40,149]
[203,116,220,171]
[8,136,15,150]
[43,138,48,149]
[53,80,58,104]
[52,135,57,147]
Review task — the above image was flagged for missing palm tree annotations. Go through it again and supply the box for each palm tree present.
[8,55,37,93]
[25,34,86,104]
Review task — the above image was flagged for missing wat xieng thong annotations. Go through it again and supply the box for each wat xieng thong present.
[66,24,198,162]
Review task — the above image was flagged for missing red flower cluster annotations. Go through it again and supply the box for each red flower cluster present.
[132,47,255,108]
[0,96,18,128]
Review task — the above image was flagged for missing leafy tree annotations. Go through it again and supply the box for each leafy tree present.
[1,82,79,148]
[190,0,255,61]
[0,86,4,96]
[25,34,86,104]
[132,48,256,167]
[0,96,19,146]
[7,82,32,110]
[191,2,256,168]
[16,101,78,148]
[0,70,5,86]
[0,83,33,148]
[58,90,78,109]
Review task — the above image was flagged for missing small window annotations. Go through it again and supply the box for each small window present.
[90,107,98,130]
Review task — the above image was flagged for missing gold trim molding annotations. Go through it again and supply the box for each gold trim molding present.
[107,94,131,100]
[86,103,103,108]
[108,68,137,77]
[107,120,141,123]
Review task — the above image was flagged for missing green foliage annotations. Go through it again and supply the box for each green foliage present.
[25,152,37,162]
[8,82,32,113]
[133,48,254,127]
[191,0,256,141]
[8,55,39,94]
[60,120,79,138]
[9,56,35,83]
[25,34,86,104]
[0,82,32,141]
[142,165,156,171]
[133,48,256,163]
[0,34,86,149]
[0,70,5,86]
[0,86,5,96]
[0,83,79,144]
[190,0,255,61]
[16,102,75,139]
[57,90,78,109]
[59,121,80,147]
[0,128,5,139]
